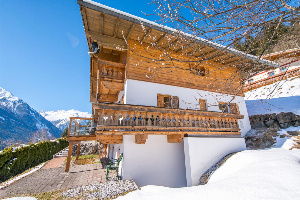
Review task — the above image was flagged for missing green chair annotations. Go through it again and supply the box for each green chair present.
[106,153,123,180]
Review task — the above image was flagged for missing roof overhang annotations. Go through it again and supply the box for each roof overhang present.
[77,0,280,74]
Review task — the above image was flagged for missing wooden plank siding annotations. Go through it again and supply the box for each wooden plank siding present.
[126,40,243,96]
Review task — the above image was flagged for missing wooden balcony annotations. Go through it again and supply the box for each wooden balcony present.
[67,117,96,141]
[93,103,244,144]
[90,59,125,103]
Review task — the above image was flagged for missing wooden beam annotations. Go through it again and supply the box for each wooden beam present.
[97,135,123,144]
[86,30,127,50]
[65,141,75,172]
[175,42,194,53]
[113,18,120,37]
[97,59,126,68]
[135,134,148,144]
[67,136,96,141]
[99,13,104,34]
[126,23,135,40]
[81,7,89,32]
[223,57,242,65]
[155,34,166,44]
[164,38,179,49]
[76,143,81,160]
[167,134,184,143]
[186,45,206,56]
[98,94,119,102]
[140,28,151,42]
[97,131,241,136]
[201,49,218,58]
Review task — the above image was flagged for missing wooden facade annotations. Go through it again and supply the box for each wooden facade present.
[65,0,276,153]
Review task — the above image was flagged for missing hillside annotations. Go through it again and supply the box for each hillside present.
[245,77,300,115]
[0,87,61,149]
[39,110,91,131]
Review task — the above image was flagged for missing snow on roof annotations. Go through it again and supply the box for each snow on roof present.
[78,0,279,68]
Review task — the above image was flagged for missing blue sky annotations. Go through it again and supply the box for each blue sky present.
[0,0,158,113]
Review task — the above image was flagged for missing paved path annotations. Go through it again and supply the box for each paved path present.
[42,157,66,169]
[0,163,106,198]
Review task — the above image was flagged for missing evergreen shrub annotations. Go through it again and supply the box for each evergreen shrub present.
[0,138,68,183]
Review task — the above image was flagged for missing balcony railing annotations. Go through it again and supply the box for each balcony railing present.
[98,60,125,82]
[93,103,244,136]
[67,117,96,140]
[100,65,125,82]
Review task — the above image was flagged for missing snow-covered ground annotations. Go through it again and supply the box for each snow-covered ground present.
[117,149,300,200]
[39,110,91,131]
[273,126,300,149]
[245,77,300,115]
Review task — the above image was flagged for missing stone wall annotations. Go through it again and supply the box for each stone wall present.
[249,112,300,129]
[71,141,104,156]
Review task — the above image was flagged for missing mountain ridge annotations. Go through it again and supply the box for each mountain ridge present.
[39,109,92,131]
[0,87,61,149]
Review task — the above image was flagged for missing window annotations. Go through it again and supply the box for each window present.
[199,99,207,111]
[157,94,171,108]
[280,68,287,73]
[229,103,239,114]
[189,64,208,76]
[268,71,275,77]
[157,94,179,108]
[218,102,229,113]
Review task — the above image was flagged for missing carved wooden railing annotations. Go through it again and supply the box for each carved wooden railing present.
[93,103,244,137]
[100,65,125,81]
[98,60,125,82]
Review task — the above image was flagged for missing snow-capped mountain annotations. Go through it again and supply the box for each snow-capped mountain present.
[0,87,61,148]
[39,110,91,131]
[245,77,300,116]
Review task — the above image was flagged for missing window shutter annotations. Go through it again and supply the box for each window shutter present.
[229,103,239,114]
[172,96,179,109]
[199,99,207,111]
[157,94,164,107]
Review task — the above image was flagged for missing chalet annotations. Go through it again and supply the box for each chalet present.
[66,0,277,187]
[244,48,300,92]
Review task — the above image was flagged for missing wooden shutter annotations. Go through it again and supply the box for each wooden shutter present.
[157,94,164,107]
[219,102,228,113]
[229,103,239,114]
[172,96,179,109]
[199,99,206,111]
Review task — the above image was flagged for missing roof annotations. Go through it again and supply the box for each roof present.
[77,0,279,68]
[262,48,300,61]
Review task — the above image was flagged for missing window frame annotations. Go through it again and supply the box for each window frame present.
[218,102,229,113]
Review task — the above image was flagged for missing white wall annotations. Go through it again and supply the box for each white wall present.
[108,144,123,160]
[122,135,187,187]
[184,137,246,186]
[124,79,251,136]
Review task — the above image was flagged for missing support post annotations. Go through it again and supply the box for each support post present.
[76,143,81,160]
[65,141,74,172]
